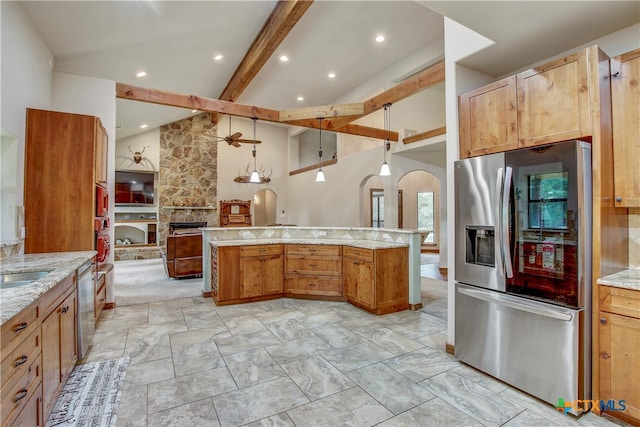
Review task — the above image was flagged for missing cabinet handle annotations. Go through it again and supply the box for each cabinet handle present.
[353,262,360,265]
[14,355,28,368]
[14,322,28,333]
[615,197,622,203]
[308,249,317,252]
[259,249,267,252]
[14,388,28,403]
[308,263,317,267]
[61,306,67,314]
[99,298,105,302]
[600,317,607,325]
[309,283,317,287]
[611,71,621,78]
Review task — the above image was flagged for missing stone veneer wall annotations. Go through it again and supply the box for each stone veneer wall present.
[159,113,218,245]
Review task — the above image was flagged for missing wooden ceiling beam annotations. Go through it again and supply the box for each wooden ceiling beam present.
[279,103,364,121]
[403,126,446,144]
[211,0,314,124]
[281,118,398,141]
[116,83,280,122]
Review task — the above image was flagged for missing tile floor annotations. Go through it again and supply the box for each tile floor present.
[87,258,628,426]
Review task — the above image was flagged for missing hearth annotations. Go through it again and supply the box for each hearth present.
[169,221,207,234]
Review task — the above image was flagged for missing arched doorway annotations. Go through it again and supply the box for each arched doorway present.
[398,170,441,250]
[253,189,277,226]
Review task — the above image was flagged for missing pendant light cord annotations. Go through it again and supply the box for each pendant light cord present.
[318,117,323,161]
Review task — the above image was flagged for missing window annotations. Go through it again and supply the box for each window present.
[417,192,435,243]
[528,171,568,229]
[371,190,384,228]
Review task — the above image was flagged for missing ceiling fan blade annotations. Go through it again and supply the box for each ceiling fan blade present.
[229,132,243,140]
[235,139,262,144]
[231,141,241,148]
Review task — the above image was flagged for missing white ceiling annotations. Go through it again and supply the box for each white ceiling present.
[19,1,639,141]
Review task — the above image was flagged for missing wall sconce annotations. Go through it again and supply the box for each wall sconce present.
[379,103,392,176]
[316,117,325,182]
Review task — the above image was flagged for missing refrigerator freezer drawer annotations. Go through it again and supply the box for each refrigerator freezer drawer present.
[455,283,586,410]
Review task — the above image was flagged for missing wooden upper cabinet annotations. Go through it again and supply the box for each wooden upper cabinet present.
[459,47,596,158]
[459,76,518,158]
[517,50,591,147]
[611,48,640,208]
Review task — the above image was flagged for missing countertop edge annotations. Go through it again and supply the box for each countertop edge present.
[596,268,640,291]
[209,239,409,250]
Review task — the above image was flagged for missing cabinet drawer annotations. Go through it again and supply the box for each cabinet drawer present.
[286,244,341,257]
[240,244,283,257]
[286,256,341,276]
[1,327,41,399]
[285,276,342,296]
[343,246,374,262]
[1,352,41,426]
[12,382,43,427]
[600,285,640,319]
[41,273,76,319]
[1,303,40,357]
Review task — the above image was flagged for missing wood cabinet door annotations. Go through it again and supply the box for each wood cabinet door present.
[356,261,375,309]
[342,257,359,301]
[215,246,241,302]
[611,48,640,207]
[459,75,518,158]
[262,255,284,295]
[60,292,77,383]
[599,312,640,422]
[240,257,263,298]
[41,309,61,419]
[95,119,108,186]
[517,50,591,147]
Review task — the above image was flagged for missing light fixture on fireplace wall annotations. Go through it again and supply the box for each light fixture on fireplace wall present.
[379,103,392,176]
[316,117,325,182]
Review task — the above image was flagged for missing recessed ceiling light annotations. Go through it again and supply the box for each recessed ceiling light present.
[191,109,198,113]
[280,55,289,62]
[328,72,336,79]
[376,35,385,43]
[136,71,147,78]
[140,124,148,129]
[297,96,304,101]
[213,54,223,61]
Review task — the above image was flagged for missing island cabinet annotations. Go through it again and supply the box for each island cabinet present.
[1,302,43,427]
[598,285,640,424]
[285,245,343,297]
[611,48,640,208]
[343,246,409,315]
[40,273,78,421]
[459,47,596,158]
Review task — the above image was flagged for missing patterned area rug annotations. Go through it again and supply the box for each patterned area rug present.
[46,358,129,427]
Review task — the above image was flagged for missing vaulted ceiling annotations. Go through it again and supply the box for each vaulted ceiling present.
[19,1,639,140]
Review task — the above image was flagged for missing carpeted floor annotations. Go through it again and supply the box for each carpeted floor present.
[114,259,203,306]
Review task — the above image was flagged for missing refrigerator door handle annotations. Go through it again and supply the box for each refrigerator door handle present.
[502,166,514,278]
[458,286,573,322]
[495,167,504,276]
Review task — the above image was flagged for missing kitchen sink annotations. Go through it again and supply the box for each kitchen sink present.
[0,271,50,289]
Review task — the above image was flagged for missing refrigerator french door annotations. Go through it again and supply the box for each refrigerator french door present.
[454,140,592,412]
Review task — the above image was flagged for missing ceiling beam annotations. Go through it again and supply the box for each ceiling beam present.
[284,118,398,141]
[211,0,314,124]
[116,83,281,122]
[403,126,446,144]
[279,103,364,121]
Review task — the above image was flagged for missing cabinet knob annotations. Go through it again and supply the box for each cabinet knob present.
[615,197,622,203]
[601,352,610,360]
[600,317,607,325]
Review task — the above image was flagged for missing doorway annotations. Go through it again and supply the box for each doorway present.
[370,189,403,228]
[253,189,277,226]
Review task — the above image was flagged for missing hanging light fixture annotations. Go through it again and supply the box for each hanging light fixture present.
[249,117,260,183]
[379,103,392,176]
[316,117,326,182]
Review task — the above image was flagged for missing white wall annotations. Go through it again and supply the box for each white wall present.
[216,116,290,224]
[0,1,54,214]
[115,129,161,172]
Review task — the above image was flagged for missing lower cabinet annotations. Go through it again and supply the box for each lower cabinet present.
[599,285,640,424]
[285,245,342,297]
[41,274,78,421]
[343,246,409,315]
[240,245,283,298]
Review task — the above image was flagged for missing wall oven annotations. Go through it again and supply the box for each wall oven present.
[454,140,592,413]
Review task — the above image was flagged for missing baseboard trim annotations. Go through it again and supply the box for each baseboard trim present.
[445,342,455,355]
[104,302,116,310]
[202,291,212,298]
[409,303,423,310]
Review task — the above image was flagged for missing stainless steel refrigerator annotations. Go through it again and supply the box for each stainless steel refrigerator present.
[454,140,592,411]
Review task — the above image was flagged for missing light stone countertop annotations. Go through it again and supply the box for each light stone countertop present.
[0,251,96,324]
[596,268,640,291]
[209,238,408,250]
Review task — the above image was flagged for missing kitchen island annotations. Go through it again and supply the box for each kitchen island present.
[202,227,423,313]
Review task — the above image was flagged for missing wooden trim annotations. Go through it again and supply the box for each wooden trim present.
[103,302,115,310]
[409,303,423,310]
[202,291,212,299]
[116,83,281,122]
[289,158,337,176]
[403,126,446,144]
[212,0,313,124]
[445,342,455,355]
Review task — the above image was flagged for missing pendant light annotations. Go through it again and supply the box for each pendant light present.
[316,117,325,182]
[379,103,392,176]
[249,117,260,183]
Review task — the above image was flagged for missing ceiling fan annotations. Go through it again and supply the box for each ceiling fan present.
[214,116,262,148]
